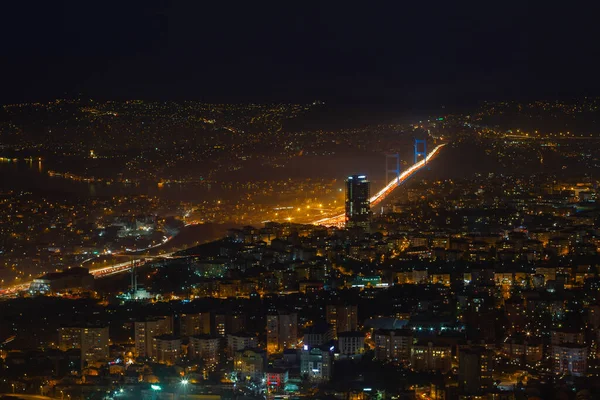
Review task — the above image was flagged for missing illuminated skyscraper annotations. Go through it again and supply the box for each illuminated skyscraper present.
[458,346,494,394]
[188,335,220,367]
[180,312,211,336]
[152,335,181,365]
[81,326,109,370]
[266,311,298,354]
[326,304,358,338]
[58,325,109,370]
[345,175,370,229]
[134,316,173,357]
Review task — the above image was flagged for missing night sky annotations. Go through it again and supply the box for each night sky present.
[3,1,599,109]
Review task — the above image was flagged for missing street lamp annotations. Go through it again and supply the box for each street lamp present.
[151,385,161,400]
[181,379,189,400]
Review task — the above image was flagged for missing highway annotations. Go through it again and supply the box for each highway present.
[87,259,147,278]
[311,143,446,226]
[0,258,159,298]
[88,253,178,278]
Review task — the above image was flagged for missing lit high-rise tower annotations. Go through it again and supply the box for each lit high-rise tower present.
[345,175,370,229]
[266,310,298,354]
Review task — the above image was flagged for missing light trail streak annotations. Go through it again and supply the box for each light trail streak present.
[1,144,446,296]
[311,143,446,226]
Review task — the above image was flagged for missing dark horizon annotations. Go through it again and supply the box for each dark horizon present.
[3,1,600,108]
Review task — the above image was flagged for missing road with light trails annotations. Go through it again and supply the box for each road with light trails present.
[312,143,447,226]
[0,256,174,298]
[0,144,446,297]
[0,225,207,297]
[87,259,150,278]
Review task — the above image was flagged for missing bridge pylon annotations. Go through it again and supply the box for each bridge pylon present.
[385,153,401,186]
[414,139,427,164]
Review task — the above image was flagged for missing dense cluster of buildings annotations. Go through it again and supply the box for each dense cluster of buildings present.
[0,169,599,399]
[4,105,600,399]
[0,193,185,286]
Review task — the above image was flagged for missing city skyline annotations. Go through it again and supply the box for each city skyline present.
[3,3,600,400]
